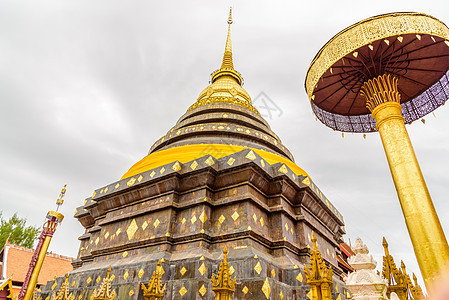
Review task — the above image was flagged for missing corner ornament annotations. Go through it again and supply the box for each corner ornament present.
[211,246,236,300]
[141,259,167,300]
[304,233,333,300]
[90,266,116,300]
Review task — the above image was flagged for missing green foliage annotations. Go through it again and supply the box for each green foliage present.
[0,212,40,250]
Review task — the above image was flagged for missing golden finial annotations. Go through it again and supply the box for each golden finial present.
[304,232,333,300]
[51,274,74,300]
[90,266,116,300]
[56,184,67,211]
[141,260,166,300]
[211,246,236,300]
[227,7,232,25]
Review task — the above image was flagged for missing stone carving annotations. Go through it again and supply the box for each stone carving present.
[345,238,388,300]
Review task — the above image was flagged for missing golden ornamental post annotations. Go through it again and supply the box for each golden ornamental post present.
[19,185,67,300]
[304,12,449,288]
[141,260,166,300]
[211,246,236,300]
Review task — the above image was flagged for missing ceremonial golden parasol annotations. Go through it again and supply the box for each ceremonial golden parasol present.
[305,12,449,288]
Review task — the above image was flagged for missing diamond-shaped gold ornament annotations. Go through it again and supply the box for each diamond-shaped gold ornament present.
[280,291,284,299]
[231,211,239,221]
[199,284,207,296]
[127,219,138,240]
[229,265,235,275]
[260,217,264,227]
[218,215,225,224]
[142,221,148,230]
[181,217,186,224]
[253,213,257,223]
[115,183,119,189]
[200,256,205,260]
[190,161,198,170]
[271,269,276,277]
[137,175,143,182]
[104,232,109,239]
[127,177,136,187]
[262,277,271,299]
[172,162,181,171]
[95,237,99,245]
[246,150,256,160]
[150,170,156,178]
[116,228,121,236]
[160,167,165,174]
[307,289,312,299]
[204,156,215,166]
[96,276,101,284]
[86,277,92,284]
[179,286,188,296]
[279,164,288,174]
[227,157,235,166]
[199,211,207,223]
[129,289,134,297]
[296,272,303,282]
[71,281,75,287]
[180,267,187,276]
[198,263,207,276]
[123,270,129,280]
[191,215,197,224]
[153,219,160,228]
[123,251,128,258]
[285,223,289,231]
[254,261,262,274]
[242,286,249,294]
[138,268,144,278]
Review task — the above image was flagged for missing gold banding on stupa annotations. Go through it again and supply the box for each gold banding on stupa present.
[305,12,449,288]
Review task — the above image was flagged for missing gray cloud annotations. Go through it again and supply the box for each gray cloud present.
[1,0,449,291]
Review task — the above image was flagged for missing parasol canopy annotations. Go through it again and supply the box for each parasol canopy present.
[305,12,449,132]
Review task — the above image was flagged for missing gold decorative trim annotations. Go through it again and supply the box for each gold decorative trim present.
[305,12,449,99]
[188,96,260,115]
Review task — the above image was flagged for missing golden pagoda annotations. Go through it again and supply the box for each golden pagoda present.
[40,9,350,300]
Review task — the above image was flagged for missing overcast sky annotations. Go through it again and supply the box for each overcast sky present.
[1,0,449,290]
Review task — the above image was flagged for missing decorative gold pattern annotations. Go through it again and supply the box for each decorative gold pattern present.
[116,228,121,236]
[127,219,138,240]
[159,167,165,174]
[172,162,181,171]
[141,260,166,300]
[179,286,187,296]
[104,232,109,239]
[51,280,57,291]
[245,150,256,160]
[190,161,198,170]
[96,276,101,284]
[199,284,207,297]
[122,251,128,258]
[279,164,288,174]
[137,175,143,182]
[127,177,136,187]
[306,12,449,99]
[86,277,92,284]
[123,271,129,280]
[150,171,156,178]
[189,97,259,115]
[204,156,215,166]
[271,269,276,278]
[361,74,400,112]
[254,261,262,274]
[253,213,257,223]
[153,219,160,229]
[199,211,208,223]
[90,266,116,300]
[229,265,235,275]
[181,217,186,225]
[261,278,271,299]
[242,286,249,294]
[180,267,187,276]
[138,268,145,279]
[142,221,148,230]
[231,211,239,221]
[199,263,207,276]
[218,215,226,224]
[260,217,264,227]
[128,290,134,297]
[296,272,303,282]
[227,157,235,166]
[191,215,197,224]
[211,246,236,300]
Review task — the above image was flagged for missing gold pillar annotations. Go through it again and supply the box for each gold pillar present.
[23,236,52,300]
[362,74,449,288]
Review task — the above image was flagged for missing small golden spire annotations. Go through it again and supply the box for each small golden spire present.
[51,274,74,300]
[141,260,166,300]
[211,246,236,300]
[90,266,116,300]
[211,8,242,85]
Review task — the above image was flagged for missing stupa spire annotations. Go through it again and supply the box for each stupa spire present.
[211,8,242,85]
[220,8,234,70]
